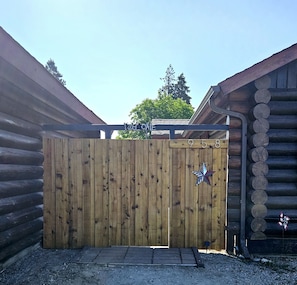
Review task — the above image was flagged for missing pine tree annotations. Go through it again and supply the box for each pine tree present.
[45,59,66,86]
[173,73,191,104]
[159,64,176,96]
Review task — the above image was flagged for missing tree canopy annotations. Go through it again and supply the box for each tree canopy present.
[159,65,191,104]
[117,93,194,139]
[45,59,66,86]
[117,65,194,139]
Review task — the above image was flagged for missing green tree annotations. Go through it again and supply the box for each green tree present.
[173,73,191,104]
[159,65,191,104]
[117,93,194,139]
[159,64,176,96]
[45,59,66,86]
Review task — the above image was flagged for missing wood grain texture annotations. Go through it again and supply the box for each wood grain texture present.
[43,139,228,250]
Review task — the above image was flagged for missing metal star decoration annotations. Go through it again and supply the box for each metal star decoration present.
[192,162,215,186]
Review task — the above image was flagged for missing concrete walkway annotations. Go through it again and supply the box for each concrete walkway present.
[76,247,204,267]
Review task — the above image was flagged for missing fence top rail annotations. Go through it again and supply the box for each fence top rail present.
[43,123,229,131]
[42,123,228,139]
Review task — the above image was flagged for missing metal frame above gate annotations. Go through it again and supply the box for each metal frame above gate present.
[43,124,229,139]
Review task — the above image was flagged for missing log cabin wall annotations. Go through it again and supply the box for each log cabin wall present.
[185,45,297,254]
[0,27,105,267]
[0,111,43,264]
[248,61,297,243]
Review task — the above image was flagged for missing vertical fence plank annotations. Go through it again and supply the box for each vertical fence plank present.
[197,148,213,248]
[155,140,163,245]
[82,139,95,246]
[172,148,186,247]
[148,141,157,244]
[54,139,70,248]
[134,140,143,245]
[108,140,122,245]
[161,140,170,246]
[43,138,56,248]
[134,140,150,245]
[121,140,131,245]
[211,146,221,250]
[68,139,83,248]
[186,147,197,247]
[129,140,136,246]
[220,147,228,249]
[94,140,109,247]
[142,140,149,245]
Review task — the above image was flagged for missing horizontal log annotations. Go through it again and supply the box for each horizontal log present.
[0,111,42,138]
[229,118,242,129]
[229,142,241,156]
[0,206,43,232]
[250,232,267,240]
[248,161,269,176]
[250,176,269,191]
[227,196,240,209]
[225,221,240,232]
[0,130,42,151]
[266,196,297,209]
[266,209,297,219]
[0,179,43,198]
[228,169,241,182]
[249,175,268,190]
[266,183,297,196]
[254,89,271,104]
[265,222,297,236]
[266,156,297,169]
[227,210,240,223]
[269,101,297,115]
[268,129,297,142]
[254,75,271,90]
[248,190,268,204]
[249,103,270,120]
[0,231,42,263]
[229,129,242,142]
[248,147,268,162]
[267,143,297,155]
[250,204,267,218]
[248,133,269,147]
[267,170,297,183]
[227,182,240,195]
[249,217,267,232]
[268,115,297,129]
[0,218,43,249]
[228,156,241,168]
[0,192,43,215]
[248,239,297,254]
[270,90,297,101]
[248,118,269,134]
[0,147,44,165]
[0,165,43,181]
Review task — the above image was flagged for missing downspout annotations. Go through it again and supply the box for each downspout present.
[208,86,250,258]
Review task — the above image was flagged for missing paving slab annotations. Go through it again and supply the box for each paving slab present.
[76,246,204,267]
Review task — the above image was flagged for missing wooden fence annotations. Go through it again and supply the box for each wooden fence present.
[43,138,228,250]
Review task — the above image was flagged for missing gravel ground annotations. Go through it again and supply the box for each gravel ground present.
[1,246,297,285]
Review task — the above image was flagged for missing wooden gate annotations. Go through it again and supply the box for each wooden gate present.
[43,138,228,250]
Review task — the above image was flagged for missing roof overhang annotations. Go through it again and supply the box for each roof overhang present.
[0,27,105,128]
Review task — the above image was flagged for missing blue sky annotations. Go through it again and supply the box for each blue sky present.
[1,0,296,124]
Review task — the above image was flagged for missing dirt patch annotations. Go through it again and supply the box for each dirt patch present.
[1,246,297,285]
